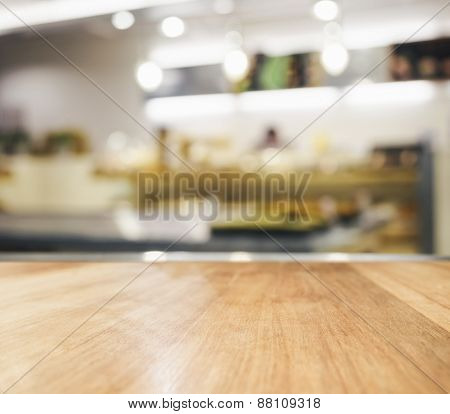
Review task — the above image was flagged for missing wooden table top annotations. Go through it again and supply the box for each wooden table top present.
[0,261,449,394]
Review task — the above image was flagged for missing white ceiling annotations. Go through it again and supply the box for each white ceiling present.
[0,0,448,62]
[145,0,450,65]
[0,0,192,33]
[1,0,448,30]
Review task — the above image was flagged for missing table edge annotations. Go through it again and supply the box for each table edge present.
[0,252,448,262]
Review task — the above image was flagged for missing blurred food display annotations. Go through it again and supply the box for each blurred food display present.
[0,0,448,254]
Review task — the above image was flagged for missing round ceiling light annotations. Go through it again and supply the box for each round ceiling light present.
[136,61,163,91]
[111,11,135,30]
[320,41,349,76]
[223,49,249,82]
[313,1,339,22]
[160,16,185,38]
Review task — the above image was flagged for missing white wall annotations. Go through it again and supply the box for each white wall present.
[0,32,151,151]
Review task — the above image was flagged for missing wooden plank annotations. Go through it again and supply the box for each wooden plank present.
[305,262,450,392]
[351,262,450,331]
[1,262,444,393]
[0,262,149,392]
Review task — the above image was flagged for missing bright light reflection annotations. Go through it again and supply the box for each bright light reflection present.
[239,87,339,112]
[345,80,436,105]
[223,49,249,82]
[313,0,339,22]
[144,81,436,123]
[321,42,349,76]
[145,94,236,121]
[143,251,166,262]
[160,16,185,38]
[111,10,135,30]
[136,61,163,91]
[230,252,252,262]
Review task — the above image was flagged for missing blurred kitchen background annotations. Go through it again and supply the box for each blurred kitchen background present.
[0,0,449,254]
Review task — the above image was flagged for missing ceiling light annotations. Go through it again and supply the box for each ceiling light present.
[0,0,195,33]
[320,41,349,76]
[223,49,249,82]
[160,16,185,38]
[213,0,235,15]
[136,61,163,92]
[313,0,339,22]
[111,11,135,30]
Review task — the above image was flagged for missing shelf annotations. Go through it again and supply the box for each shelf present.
[145,80,446,122]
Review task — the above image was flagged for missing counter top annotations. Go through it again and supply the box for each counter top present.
[1,260,449,393]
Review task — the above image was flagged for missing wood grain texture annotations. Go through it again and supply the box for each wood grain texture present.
[351,262,450,331]
[0,261,449,394]
[304,262,450,391]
